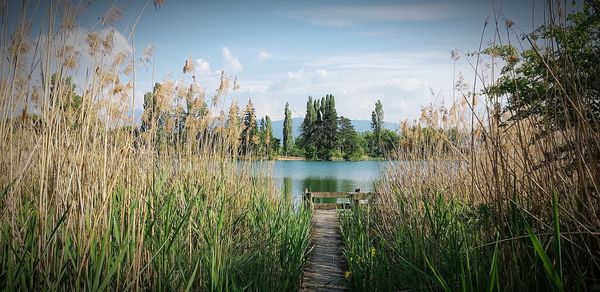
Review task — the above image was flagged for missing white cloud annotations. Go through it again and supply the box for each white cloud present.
[287,68,304,79]
[195,58,211,75]
[256,50,272,62]
[267,68,306,93]
[233,50,474,123]
[222,46,243,73]
[313,69,328,81]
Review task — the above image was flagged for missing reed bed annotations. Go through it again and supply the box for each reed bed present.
[341,2,600,291]
[0,2,311,291]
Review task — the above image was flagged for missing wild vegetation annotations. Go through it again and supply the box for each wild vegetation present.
[282,96,401,161]
[341,2,600,291]
[0,2,310,291]
[2,1,599,291]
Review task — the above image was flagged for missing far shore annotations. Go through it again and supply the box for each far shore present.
[276,156,306,161]
[275,155,386,161]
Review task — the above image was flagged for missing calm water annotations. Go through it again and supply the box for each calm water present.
[268,160,386,205]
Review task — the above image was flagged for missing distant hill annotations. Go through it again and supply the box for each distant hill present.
[271,118,398,140]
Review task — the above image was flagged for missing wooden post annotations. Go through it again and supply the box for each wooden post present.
[352,189,361,207]
[303,188,313,210]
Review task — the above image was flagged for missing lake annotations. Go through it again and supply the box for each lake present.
[267,160,386,205]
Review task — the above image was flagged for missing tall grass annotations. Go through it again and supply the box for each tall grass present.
[0,1,310,290]
[341,1,600,291]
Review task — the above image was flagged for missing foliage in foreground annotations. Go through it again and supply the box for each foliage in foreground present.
[0,2,311,290]
[1,165,311,291]
[340,3,600,291]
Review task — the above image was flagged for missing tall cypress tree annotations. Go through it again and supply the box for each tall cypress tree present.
[259,117,266,153]
[317,94,338,160]
[283,102,293,155]
[371,100,384,156]
[298,94,340,160]
[265,115,274,156]
[241,99,258,155]
[325,95,338,151]
[300,97,315,144]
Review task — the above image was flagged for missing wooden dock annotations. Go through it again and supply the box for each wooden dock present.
[301,210,348,291]
[300,190,376,291]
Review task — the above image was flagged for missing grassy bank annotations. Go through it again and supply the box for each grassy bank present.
[340,3,600,291]
[0,2,311,290]
[0,157,311,291]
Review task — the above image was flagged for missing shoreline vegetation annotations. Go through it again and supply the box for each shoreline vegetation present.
[339,2,600,291]
[1,1,599,291]
[0,2,311,291]
[275,155,385,161]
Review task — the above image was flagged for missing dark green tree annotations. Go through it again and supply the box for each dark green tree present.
[299,97,317,159]
[263,115,276,158]
[141,83,161,132]
[299,95,339,160]
[259,116,266,153]
[240,99,259,155]
[371,100,384,155]
[484,5,600,169]
[49,74,82,127]
[338,116,363,160]
[283,102,293,155]
[319,94,339,160]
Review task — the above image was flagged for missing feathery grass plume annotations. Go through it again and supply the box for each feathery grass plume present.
[233,76,240,90]
[340,2,600,290]
[213,70,231,106]
[140,44,155,70]
[86,32,100,55]
[154,0,167,9]
[0,2,310,290]
[102,28,115,52]
[101,5,124,25]
[183,57,194,74]
[59,1,79,31]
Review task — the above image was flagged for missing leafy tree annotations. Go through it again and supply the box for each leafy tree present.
[371,100,384,155]
[225,101,241,153]
[485,5,600,168]
[240,99,259,155]
[320,94,339,160]
[141,83,160,132]
[141,83,172,151]
[49,74,82,127]
[283,102,293,155]
[259,117,266,152]
[261,115,276,159]
[379,128,400,156]
[299,95,340,160]
[338,116,363,160]
[299,97,316,144]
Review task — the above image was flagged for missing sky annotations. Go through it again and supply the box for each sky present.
[27,0,552,123]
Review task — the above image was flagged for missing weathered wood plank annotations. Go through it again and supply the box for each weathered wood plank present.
[313,203,344,210]
[307,191,376,200]
[309,192,351,198]
[301,210,348,291]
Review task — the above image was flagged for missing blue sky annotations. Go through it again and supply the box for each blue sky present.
[36,0,550,122]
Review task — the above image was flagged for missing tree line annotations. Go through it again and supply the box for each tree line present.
[138,87,399,160]
[38,76,465,161]
[282,95,400,160]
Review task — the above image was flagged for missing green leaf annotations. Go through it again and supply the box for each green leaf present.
[525,224,564,291]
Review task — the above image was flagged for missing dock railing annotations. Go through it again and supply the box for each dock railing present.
[302,188,376,210]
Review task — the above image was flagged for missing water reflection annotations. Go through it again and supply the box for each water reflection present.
[283,176,293,204]
[270,160,384,205]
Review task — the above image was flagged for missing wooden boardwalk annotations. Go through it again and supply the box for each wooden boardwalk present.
[301,210,348,291]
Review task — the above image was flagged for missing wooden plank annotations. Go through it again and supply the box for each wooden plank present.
[301,210,348,291]
[306,192,377,200]
[309,192,350,199]
[313,203,340,210]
